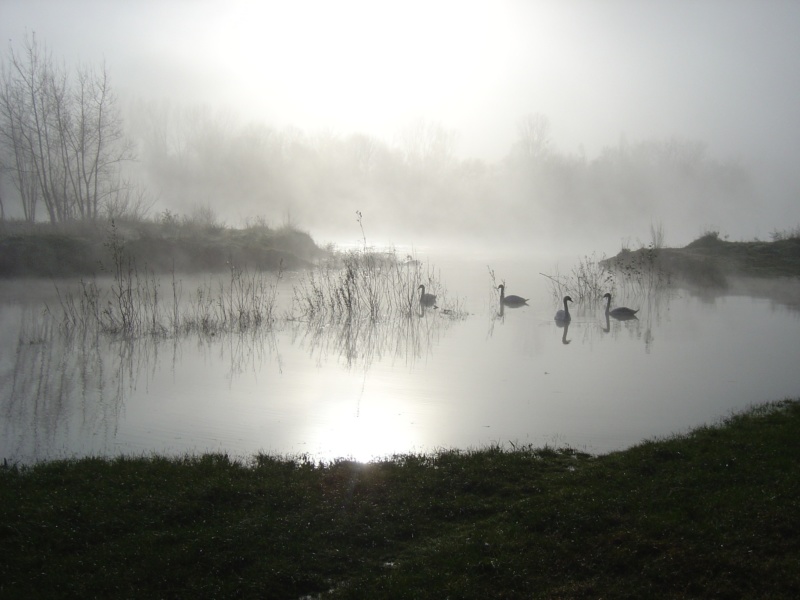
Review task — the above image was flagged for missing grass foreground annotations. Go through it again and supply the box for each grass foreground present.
[2,400,799,599]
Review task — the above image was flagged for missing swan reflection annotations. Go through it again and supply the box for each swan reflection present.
[560,320,571,344]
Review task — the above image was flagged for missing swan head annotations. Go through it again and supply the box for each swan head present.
[497,284,505,291]
[564,296,573,303]
[603,293,611,300]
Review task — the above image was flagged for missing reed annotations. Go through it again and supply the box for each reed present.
[541,246,671,311]
[291,248,437,322]
[540,252,617,304]
[54,224,282,338]
[610,242,672,298]
[290,213,462,325]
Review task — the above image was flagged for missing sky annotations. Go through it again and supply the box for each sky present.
[2,0,800,240]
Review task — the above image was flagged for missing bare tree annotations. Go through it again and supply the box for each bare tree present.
[0,76,40,220]
[0,34,55,221]
[12,34,69,222]
[0,33,133,223]
[396,119,457,170]
[66,62,134,220]
[102,179,154,221]
[512,113,552,161]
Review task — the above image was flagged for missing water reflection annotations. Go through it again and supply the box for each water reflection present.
[495,301,528,321]
[1,300,461,463]
[3,308,125,461]
[601,312,611,334]
[559,321,571,344]
[288,311,453,371]
[3,262,800,466]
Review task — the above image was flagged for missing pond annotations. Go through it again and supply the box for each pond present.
[2,253,800,465]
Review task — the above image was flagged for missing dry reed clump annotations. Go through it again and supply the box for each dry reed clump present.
[608,243,672,297]
[53,222,282,338]
[541,246,671,309]
[288,209,465,325]
[290,247,451,324]
[56,264,281,338]
[540,252,617,304]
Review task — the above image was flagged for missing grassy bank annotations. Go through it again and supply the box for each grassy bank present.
[2,400,799,598]
[604,233,800,289]
[0,218,326,278]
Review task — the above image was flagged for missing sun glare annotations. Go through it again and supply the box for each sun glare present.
[305,387,423,464]
[198,0,514,136]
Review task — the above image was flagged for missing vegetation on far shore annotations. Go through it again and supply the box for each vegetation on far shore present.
[2,399,799,598]
[4,218,799,284]
[604,229,800,289]
[0,216,326,278]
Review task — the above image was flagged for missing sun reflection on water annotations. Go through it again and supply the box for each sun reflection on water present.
[304,390,422,464]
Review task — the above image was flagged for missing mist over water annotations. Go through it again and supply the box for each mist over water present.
[2,256,799,465]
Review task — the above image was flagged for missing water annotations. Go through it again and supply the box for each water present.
[2,255,799,465]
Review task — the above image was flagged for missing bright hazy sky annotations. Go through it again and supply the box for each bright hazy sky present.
[2,1,798,156]
[2,0,800,227]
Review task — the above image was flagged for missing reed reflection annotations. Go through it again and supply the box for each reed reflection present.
[289,310,456,371]
[0,308,288,464]
[2,309,127,463]
[288,245,466,370]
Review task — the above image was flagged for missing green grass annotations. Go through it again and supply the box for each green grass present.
[2,400,799,598]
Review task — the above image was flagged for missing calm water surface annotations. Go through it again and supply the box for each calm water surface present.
[2,255,799,465]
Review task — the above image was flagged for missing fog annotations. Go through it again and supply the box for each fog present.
[2,0,799,255]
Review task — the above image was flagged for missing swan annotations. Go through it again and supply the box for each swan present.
[603,293,638,320]
[418,284,437,307]
[554,296,572,322]
[498,284,528,307]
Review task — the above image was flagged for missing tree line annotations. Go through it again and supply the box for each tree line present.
[1,34,753,249]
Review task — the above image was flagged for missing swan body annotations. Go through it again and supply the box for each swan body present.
[418,284,437,307]
[555,295,572,322]
[603,293,638,320]
[498,284,528,307]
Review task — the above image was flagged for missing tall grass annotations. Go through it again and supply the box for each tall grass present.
[770,224,800,241]
[539,252,617,304]
[541,243,672,310]
[53,223,282,338]
[52,212,465,347]
[610,242,672,298]
[290,213,463,324]
[291,249,439,322]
